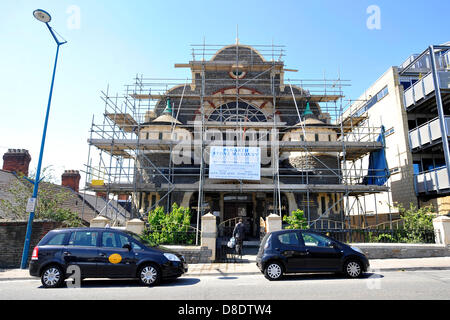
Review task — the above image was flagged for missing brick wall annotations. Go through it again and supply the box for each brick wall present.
[0,220,64,268]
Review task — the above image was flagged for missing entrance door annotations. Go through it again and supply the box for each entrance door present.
[223,195,254,238]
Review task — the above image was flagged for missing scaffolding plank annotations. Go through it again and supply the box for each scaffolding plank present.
[105,113,138,133]
[337,115,368,133]
[130,93,342,103]
[87,182,388,195]
[88,138,382,160]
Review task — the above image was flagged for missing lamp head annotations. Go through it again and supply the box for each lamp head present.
[33,9,51,23]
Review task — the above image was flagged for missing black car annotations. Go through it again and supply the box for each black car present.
[29,227,188,288]
[256,229,370,280]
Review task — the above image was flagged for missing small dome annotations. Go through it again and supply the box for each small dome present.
[294,117,327,127]
[151,114,182,125]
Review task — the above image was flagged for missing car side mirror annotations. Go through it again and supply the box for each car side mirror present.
[123,243,132,251]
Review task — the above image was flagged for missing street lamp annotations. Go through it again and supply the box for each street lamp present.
[20,10,67,269]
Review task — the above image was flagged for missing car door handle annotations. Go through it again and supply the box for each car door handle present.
[63,251,71,256]
[305,249,310,255]
[99,253,106,257]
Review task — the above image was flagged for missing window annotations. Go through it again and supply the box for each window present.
[389,167,400,175]
[229,68,246,79]
[102,232,119,248]
[158,132,163,140]
[301,232,332,247]
[321,197,326,214]
[117,234,131,249]
[354,86,389,117]
[68,231,99,247]
[314,133,319,142]
[277,232,301,246]
[385,127,395,137]
[46,233,67,246]
[208,101,267,123]
[130,239,143,250]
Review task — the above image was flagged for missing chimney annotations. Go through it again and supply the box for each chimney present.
[2,149,32,176]
[61,170,81,193]
[96,192,107,199]
[118,194,129,201]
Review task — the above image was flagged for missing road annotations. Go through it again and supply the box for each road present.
[0,270,449,300]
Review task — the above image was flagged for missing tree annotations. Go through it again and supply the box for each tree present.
[283,209,309,230]
[396,203,435,243]
[0,167,83,227]
[143,203,194,245]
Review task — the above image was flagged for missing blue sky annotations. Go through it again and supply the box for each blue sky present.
[0,0,448,186]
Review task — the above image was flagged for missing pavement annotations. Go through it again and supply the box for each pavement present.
[1,256,450,281]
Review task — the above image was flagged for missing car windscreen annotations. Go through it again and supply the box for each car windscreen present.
[258,233,271,255]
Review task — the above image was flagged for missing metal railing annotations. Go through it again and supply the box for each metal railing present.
[314,228,438,244]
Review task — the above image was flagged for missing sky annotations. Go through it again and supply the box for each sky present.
[0,0,449,188]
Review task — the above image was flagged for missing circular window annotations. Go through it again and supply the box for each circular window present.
[229,68,246,79]
[208,101,267,122]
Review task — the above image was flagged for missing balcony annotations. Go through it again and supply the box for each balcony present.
[403,71,450,109]
[409,116,450,150]
[414,166,450,194]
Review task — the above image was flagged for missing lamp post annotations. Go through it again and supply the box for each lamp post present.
[20,10,67,269]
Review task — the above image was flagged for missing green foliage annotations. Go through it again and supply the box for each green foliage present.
[368,232,396,243]
[367,203,436,244]
[142,203,194,245]
[0,170,83,227]
[397,203,435,243]
[283,209,309,230]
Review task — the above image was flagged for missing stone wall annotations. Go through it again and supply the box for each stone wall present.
[349,243,450,259]
[0,220,64,268]
[162,245,213,264]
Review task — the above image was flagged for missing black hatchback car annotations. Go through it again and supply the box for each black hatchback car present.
[29,227,188,288]
[256,229,369,280]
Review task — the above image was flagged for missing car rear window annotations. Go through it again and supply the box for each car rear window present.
[45,233,67,246]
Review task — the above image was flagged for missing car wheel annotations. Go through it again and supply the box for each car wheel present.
[264,261,283,281]
[344,260,363,278]
[41,265,65,288]
[138,264,161,286]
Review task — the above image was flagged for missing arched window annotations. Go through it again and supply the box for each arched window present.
[208,101,267,122]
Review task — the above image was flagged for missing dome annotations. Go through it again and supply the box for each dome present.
[210,44,266,63]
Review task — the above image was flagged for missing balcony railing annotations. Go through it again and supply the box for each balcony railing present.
[409,116,450,150]
[403,71,450,109]
[414,166,450,194]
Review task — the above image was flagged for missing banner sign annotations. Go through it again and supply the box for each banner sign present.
[209,146,261,181]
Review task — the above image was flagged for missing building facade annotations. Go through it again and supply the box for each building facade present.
[341,43,450,222]
[86,43,387,236]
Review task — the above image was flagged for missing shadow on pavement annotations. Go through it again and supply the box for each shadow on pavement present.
[38,277,201,289]
[279,272,384,281]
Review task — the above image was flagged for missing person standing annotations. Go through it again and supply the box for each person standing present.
[233,218,245,256]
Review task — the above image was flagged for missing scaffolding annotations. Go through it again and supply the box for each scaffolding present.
[84,42,390,235]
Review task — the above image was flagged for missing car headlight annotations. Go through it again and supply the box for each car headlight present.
[351,246,364,255]
[164,253,181,262]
